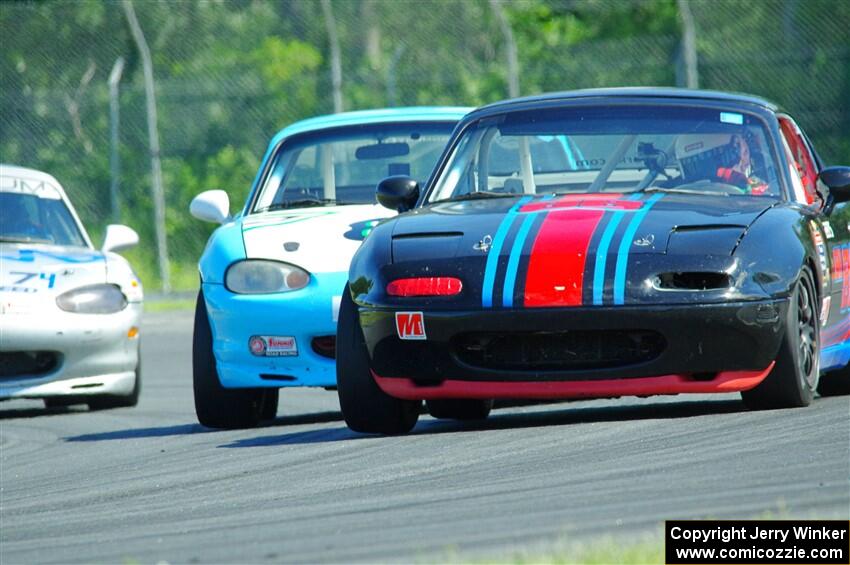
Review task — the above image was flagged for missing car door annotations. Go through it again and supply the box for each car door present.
[779,115,850,371]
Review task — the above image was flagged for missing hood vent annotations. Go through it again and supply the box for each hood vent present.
[654,272,731,291]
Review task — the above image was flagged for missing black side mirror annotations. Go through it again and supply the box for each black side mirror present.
[377,176,419,212]
[819,166,850,204]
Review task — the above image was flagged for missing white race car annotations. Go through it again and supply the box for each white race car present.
[0,164,144,409]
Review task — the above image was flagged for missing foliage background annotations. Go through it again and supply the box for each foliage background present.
[1,0,848,291]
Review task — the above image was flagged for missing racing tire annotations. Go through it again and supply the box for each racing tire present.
[336,285,420,435]
[741,268,819,410]
[87,342,142,410]
[44,397,83,408]
[261,388,280,420]
[426,399,493,421]
[817,365,850,397]
[193,290,266,429]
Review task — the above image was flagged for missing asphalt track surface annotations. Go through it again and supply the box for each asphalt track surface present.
[1,310,848,564]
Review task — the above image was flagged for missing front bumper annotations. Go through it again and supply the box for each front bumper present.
[202,271,348,388]
[360,299,788,396]
[0,303,141,400]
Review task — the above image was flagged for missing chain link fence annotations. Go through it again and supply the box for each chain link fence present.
[1,0,848,292]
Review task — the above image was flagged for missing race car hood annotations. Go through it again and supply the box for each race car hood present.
[240,204,395,274]
[0,244,107,310]
[391,193,775,258]
[376,192,778,308]
[0,244,143,314]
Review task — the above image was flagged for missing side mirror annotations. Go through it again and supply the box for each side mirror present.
[377,176,419,212]
[819,166,850,204]
[102,224,139,253]
[190,190,230,224]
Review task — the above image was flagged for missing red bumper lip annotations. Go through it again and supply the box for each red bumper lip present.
[372,362,775,400]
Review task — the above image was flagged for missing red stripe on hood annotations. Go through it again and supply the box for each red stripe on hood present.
[523,194,624,307]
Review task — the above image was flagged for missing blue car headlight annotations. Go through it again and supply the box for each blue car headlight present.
[225,260,310,294]
[56,284,128,314]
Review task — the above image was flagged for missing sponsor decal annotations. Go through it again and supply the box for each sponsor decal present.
[0,298,38,314]
[821,296,831,327]
[473,234,493,253]
[808,221,830,290]
[249,336,266,356]
[395,311,426,340]
[248,335,298,357]
[684,141,704,153]
[822,221,834,239]
[633,233,655,247]
[0,286,38,293]
[719,111,744,125]
[842,245,850,311]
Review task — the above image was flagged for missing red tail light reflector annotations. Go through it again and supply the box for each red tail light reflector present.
[386,277,463,297]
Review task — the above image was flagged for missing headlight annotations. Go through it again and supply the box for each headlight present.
[56,284,128,314]
[225,260,310,294]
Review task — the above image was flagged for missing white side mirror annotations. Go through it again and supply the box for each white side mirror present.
[190,190,230,224]
[102,224,139,253]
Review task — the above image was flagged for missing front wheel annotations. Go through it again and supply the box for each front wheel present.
[336,285,420,435]
[193,290,268,429]
[742,268,819,409]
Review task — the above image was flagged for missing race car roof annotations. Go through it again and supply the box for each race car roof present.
[0,163,66,200]
[268,106,473,148]
[466,87,779,122]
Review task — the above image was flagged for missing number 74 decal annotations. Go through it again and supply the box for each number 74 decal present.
[9,272,57,288]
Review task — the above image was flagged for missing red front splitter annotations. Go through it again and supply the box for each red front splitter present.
[372,362,775,400]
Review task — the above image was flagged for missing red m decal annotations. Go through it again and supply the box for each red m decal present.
[395,312,426,340]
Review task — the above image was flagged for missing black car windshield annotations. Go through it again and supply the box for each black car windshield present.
[428,105,783,203]
[0,192,87,246]
[253,122,456,212]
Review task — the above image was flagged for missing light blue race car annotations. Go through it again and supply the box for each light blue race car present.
[189,107,470,428]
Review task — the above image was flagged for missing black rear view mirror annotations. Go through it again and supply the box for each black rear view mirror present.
[355,142,410,160]
[819,166,850,207]
[377,176,419,212]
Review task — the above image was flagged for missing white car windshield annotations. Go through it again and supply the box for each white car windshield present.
[0,192,87,246]
[253,122,456,212]
[428,105,783,203]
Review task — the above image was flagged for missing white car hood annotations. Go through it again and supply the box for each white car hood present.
[0,244,107,312]
[240,204,395,273]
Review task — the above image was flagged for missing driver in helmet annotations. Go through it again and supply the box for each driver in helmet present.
[675,133,769,195]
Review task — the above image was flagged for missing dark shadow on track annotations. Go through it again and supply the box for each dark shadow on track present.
[0,405,88,420]
[62,410,344,442]
[65,423,207,441]
[219,397,750,447]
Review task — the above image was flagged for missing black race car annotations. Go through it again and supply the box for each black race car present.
[337,88,850,434]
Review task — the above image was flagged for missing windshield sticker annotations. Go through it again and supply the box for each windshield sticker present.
[720,112,744,125]
[0,176,62,199]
